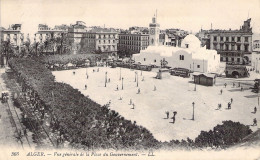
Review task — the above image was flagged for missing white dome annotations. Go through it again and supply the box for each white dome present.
[181,34,201,51]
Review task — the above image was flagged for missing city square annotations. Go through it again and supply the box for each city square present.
[53,66,260,142]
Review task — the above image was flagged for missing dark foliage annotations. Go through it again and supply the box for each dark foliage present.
[8,58,159,150]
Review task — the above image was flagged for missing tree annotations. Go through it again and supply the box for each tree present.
[194,121,252,148]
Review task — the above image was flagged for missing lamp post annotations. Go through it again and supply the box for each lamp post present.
[135,71,137,82]
[192,102,195,120]
[119,67,121,80]
[122,77,124,90]
[137,72,139,87]
[105,72,107,87]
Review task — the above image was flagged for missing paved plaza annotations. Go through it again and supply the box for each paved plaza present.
[53,67,260,142]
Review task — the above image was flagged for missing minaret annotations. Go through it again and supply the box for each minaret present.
[149,11,160,46]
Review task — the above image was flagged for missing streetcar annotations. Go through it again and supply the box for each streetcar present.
[170,68,191,78]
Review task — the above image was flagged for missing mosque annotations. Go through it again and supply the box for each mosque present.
[133,14,221,73]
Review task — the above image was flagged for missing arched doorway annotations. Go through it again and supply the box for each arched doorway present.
[232,71,239,77]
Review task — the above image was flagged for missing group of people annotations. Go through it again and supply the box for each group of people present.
[221,82,258,126]
[165,111,177,124]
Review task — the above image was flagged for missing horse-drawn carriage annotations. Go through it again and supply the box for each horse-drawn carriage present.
[1,91,9,103]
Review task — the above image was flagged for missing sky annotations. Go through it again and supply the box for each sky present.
[1,0,260,38]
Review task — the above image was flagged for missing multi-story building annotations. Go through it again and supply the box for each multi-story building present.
[81,28,118,55]
[0,27,5,44]
[67,21,87,54]
[35,24,69,43]
[118,32,149,55]
[159,32,188,47]
[197,18,253,65]
[2,24,24,52]
[251,34,260,72]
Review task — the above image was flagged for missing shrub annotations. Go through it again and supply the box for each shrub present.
[194,121,252,148]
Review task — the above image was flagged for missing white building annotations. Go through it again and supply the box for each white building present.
[133,15,220,73]
[251,38,260,72]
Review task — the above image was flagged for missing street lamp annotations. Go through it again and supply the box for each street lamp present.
[122,77,124,90]
[105,72,107,87]
[137,72,139,87]
[192,102,195,120]
[119,67,121,80]
[135,71,137,82]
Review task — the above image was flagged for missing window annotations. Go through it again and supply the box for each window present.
[237,58,240,62]
[245,37,248,42]
[245,45,248,51]
[231,58,234,61]
[237,37,241,42]
[220,57,223,61]
[226,57,228,62]
[220,37,223,41]
[237,45,241,51]
[225,44,229,51]
[182,55,184,60]
[214,44,217,50]
[226,37,229,42]
[185,44,189,48]
[154,59,156,62]
[231,44,235,50]
[197,65,200,68]
[232,37,235,41]
[220,44,224,50]
[179,55,182,60]
[144,58,146,61]
[214,36,217,41]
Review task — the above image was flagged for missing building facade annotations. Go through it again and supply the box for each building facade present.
[2,24,24,52]
[82,28,118,55]
[197,18,253,65]
[133,35,220,73]
[67,21,87,54]
[118,33,149,55]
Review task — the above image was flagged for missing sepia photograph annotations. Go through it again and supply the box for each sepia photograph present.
[0,0,260,159]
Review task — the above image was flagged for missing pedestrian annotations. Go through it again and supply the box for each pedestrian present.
[142,77,144,81]
[129,99,132,105]
[116,85,119,91]
[172,116,175,124]
[228,102,231,109]
[241,86,244,91]
[254,107,257,114]
[233,82,235,88]
[119,96,123,100]
[230,98,233,104]
[224,83,227,88]
[73,71,75,75]
[137,88,140,94]
[132,103,135,109]
[93,69,95,72]
[165,111,169,119]
[253,118,257,126]
[87,75,89,79]
[218,103,222,110]
[154,85,156,91]
[97,68,99,72]
[108,78,110,83]
[85,84,87,90]
[220,89,223,95]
